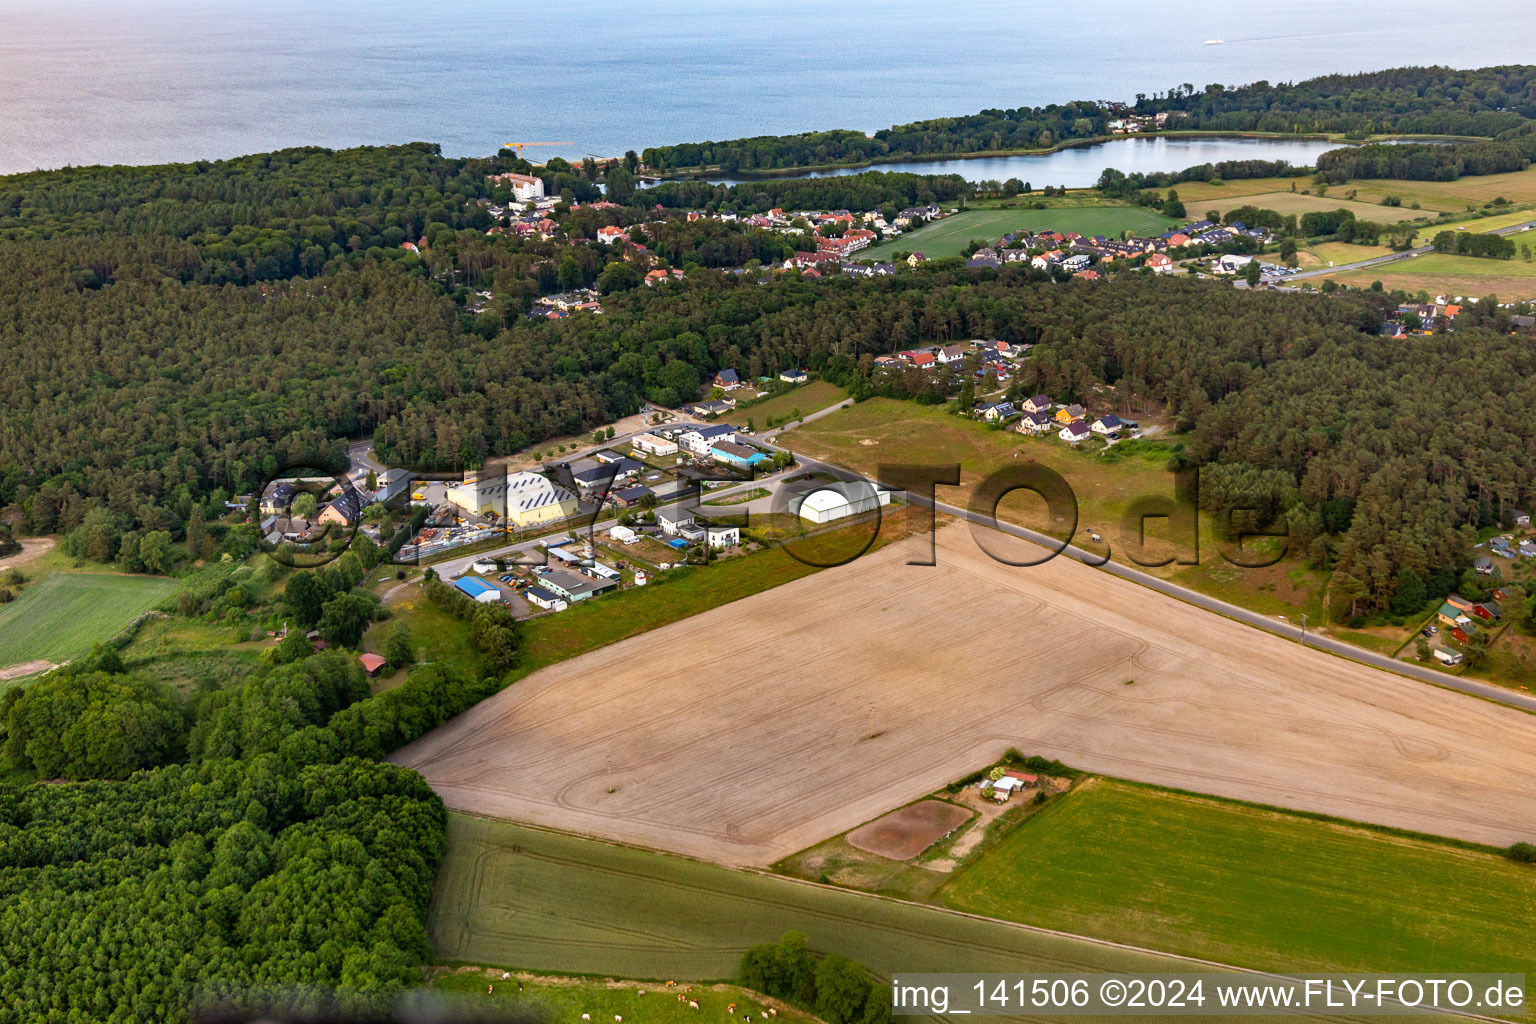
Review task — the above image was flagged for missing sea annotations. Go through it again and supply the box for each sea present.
[2,0,1535,179]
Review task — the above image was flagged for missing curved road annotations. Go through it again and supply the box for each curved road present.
[1286,216,1536,282]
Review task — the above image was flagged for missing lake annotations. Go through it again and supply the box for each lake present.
[698,136,1349,188]
[2,0,1535,175]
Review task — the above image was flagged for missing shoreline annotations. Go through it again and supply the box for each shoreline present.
[641,130,1481,183]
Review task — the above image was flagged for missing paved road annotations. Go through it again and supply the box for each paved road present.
[1285,217,1536,282]
[752,405,1536,715]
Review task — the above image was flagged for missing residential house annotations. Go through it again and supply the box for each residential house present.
[679,423,735,455]
[1091,415,1123,436]
[655,506,695,537]
[937,344,968,366]
[1022,394,1053,415]
[1147,253,1175,274]
[259,481,298,515]
[907,252,927,267]
[596,225,628,244]
[1058,420,1091,443]
[319,487,364,527]
[1015,411,1053,434]
[909,352,937,369]
[1060,254,1092,273]
[982,402,1017,423]
[486,171,546,202]
[1437,602,1472,628]
[706,524,740,549]
[778,368,809,384]
[1054,404,1086,424]
[712,368,742,390]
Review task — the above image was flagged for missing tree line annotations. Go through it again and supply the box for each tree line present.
[641,66,1536,174]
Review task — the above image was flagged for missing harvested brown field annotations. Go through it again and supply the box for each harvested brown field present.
[845,799,972,860]
[392,522,1536,867]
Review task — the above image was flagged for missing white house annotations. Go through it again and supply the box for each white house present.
[706,525,740,549]
[1015,411,1052,434]
[1434,648,1463,666]
[1058,420,1091,443]
[655,506,695,536]
[679,424,735,455]
[609,525,639,544]
[1147,253,1174,274]
[1091,415,1123,436]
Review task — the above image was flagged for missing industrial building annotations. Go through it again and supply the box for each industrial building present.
[447,469,579,527]
[793,483,892,523]
[453,576,501,603]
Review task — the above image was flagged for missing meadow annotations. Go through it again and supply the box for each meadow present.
[432,971,821,1024]
[859,205,1178,261]
[0,571,178,670]
[734,379,847,427]
[939,779,1536,987]
[427,813,1229,986]
[1330,251,1536,300]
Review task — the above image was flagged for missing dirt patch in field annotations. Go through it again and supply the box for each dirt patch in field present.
[846,800,972,860]
[0,537,55,571]
[0,659,58,681]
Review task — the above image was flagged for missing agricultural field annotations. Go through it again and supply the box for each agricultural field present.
[1329,251,1536,300]
[1260,241,1396,269]
[1176,167,1536,213]
[859,205,1177,261]
[940,779,1536,990]
[1411,210,1536,246]
[427,813,1230,988]
[1193,190,1425,225]
[734,380,847,427]
[392,523,1536,868]
[0,571,177,673]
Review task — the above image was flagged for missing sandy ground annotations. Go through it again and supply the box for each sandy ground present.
[0,659,58,682]
[0,536,54,571]
[392,523,1536,867]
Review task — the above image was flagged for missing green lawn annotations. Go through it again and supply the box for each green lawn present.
[427,814,1226,988]
[939,779,1536,985]
[860,206,1178,261]
[0,571,178,669]
[518,518,901,672]
[734,380,846,427]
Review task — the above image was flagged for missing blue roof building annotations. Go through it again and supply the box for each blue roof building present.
[453,576,499,602]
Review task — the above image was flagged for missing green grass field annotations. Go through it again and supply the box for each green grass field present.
[428,813,1225,987]
[432,971,822,1024]
[939,779,1536,985]
[0,571,178,669]
[860,206,1178,261]
[1330,251,1536,299]
[1411,211,1536,246]
[517,515,902,672]
[734,380,847,427]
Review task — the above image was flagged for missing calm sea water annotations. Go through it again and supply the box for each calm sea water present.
[1,0,1534,175]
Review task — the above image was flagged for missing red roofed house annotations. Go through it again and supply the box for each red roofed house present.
[597,225,628,244]
[1166,233,1190,247]
[1147,253,1174,274]
[910,352,936,369]
[359,653,387,677]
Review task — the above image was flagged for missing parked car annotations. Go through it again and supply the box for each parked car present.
[500,575,512,582]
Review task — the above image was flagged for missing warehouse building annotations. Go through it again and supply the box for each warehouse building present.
[452,576,501,603]
[540,568,617,602]
[793,483,892,523]
[447,469,579,527]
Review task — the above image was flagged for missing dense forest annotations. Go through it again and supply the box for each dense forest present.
[4,141,1536,615]
[1315,122,1536,182]
[640,66,1536,173]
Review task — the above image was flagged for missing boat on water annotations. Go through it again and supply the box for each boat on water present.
[1204,38,1225,45]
